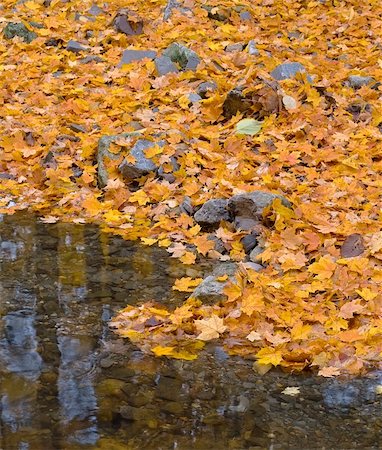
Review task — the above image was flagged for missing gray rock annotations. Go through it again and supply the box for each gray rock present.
[228,191,291,222]
[179,196,193,215]
[191,263,238,303]
[225,42,244,52]
[114,10,143,35]
[97,131,143,187]
[188,93,202,103]
[194,199,230,228]
[243,262,263,272]
[80,55,103,64]
[347,75,374,89]
[157,156,179,182]
[66,40,86,53]
[270,62,307,81]
[240,11,252,21]
[69,123,86,133]
[249,245,264,263]
[241,233,258,254]
[163,43,200,70]
[247,40,259,56]
[207,235,226,254]
[3,22,37,43]
[234,216,259,231]
[197,81,217,98]
[154,55,179,76]
[223,87,251,119]
[119,49,157,67]
[89,4,104,16]
[119,139,163,180]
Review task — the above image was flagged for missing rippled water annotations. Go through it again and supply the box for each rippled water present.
[0,214,381,450]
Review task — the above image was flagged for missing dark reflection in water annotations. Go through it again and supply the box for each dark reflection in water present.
[0,214,381,449]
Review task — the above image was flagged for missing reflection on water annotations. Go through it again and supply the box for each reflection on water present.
[0,214,381,450]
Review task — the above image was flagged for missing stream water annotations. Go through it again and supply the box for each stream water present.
[0,213,381,450]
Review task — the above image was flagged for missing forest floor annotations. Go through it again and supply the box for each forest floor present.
[1,0,382,376]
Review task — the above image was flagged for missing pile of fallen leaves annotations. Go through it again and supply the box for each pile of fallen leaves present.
[2,0,382,376]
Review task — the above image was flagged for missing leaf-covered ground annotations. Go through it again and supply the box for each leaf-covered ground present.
[2,0,382,376]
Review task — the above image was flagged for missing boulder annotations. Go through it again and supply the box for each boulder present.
[154,56,179,76]
[163,43,200,71]
[113,10,143,35]
[347,75,374,89]
[194,199,230,228]
[247,40,259,56]
[97,132,145,187]
[270,62,308,81]
[66,40,87,53]
[3,22,37,43]
[191,262,238,303]
[241,233,258,254]
[119,49,157,67]
[197,81,217,99]
[228,191,291,222]
[119,139,164,180]
[249,245,264,263]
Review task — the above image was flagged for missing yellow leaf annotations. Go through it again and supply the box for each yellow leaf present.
[308,255,336,279]
[141,237,157,246]
[144,145,163,158]
[195,315,227,340]
[290,321,312,340]
[172,277,203,292]
[255,347,283,366]
[180,251,196,265]
[356,288,378,301]
[129,190,150,206]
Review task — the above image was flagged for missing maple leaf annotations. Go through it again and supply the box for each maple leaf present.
[308,255,336,279]
[172,277,203,292]
[339,301,364,319]
[318,366,341,377]
[281,386,300,396]
[255,347,283,366]
[195,315,227,341]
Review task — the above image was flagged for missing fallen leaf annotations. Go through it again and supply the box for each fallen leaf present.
[195,315,227,340]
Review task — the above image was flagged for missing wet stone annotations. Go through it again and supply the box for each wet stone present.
[156,376,184,401]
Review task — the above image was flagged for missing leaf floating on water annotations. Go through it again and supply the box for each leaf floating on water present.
[235,118,263,136]
[281,386,300,396]
[195,315,227,341]
[318,366,341,377]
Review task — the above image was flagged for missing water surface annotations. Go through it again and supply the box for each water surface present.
[0,214,381,450]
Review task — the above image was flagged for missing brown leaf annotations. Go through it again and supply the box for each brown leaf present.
[340,233,364,258]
